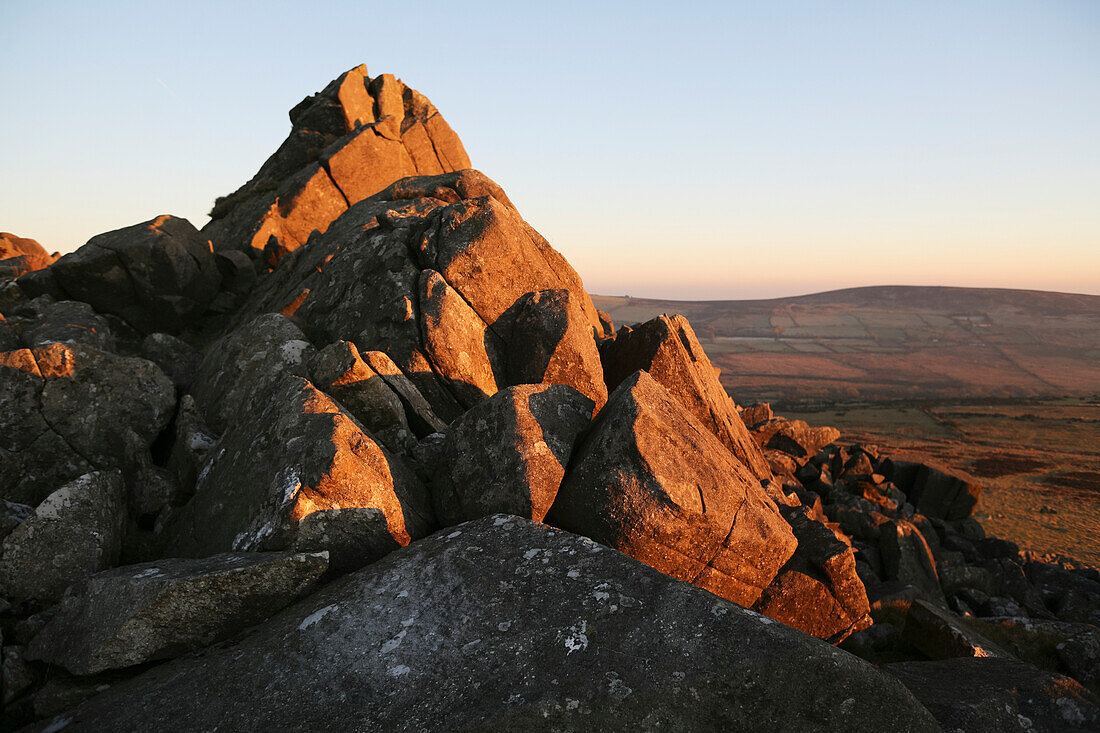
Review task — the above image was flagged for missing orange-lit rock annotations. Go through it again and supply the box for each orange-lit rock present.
[546,370,797,608]
[752,505,872,643]
[165,374,433,558]
[0,233,56,279]
[231,170,604,424]
[600,314,772,480]
[501,288,607,412]
[203,65,470,260]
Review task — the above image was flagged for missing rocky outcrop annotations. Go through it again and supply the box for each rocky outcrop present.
[0,343,175,506]
[24,551,329,674]
[29,216,220,334]
[28,517,940,733]
[431,384,593,525]
[546,371,797,608]
[600,314,771,480]
[0,234,56,280]
[165,374,433,558]
[0,472,125,603]
[202,65,470,261]
[231,170,606,423]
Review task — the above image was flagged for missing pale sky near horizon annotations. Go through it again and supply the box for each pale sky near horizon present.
[1,1,1098,300]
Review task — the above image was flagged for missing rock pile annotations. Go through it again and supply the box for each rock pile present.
[0,66,1096,731]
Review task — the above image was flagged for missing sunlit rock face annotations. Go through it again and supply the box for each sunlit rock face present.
[165,373,433,558]
[0,233,56,280]
[600,313,772,481]
[231,170,607,424]
[202,65,471,263]
[546,370,798,609]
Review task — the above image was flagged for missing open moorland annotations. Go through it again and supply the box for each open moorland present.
[594,288,1100,565]
[593,286,1100,404]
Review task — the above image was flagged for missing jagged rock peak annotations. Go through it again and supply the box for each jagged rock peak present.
[203,64,471,262]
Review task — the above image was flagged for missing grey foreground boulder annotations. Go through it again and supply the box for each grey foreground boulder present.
[883,657,1099,732]
[31,516,940,732]
[25,551,329,675]
[0,472,125,603]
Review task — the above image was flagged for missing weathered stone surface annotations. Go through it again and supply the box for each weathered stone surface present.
[1,646,33,705]
[290,507,398,571]
[49,215,219,334]
[0,343,175,506]
[17,299,115,351]
[189,313,313,433]
[0,233,55,279]
[751,417,840,459]
[166,374,432,558]
[884,657,1099,732]
[165,395,216,499]
[880,518,946,604]
[25,551,329,675]
[432,384,593,526]
[546,371,797,608]
[882,459,981,521]
[203,65,470,259]
[358,349,447,437]
[30,516,940,732]
[309,340,416,453]
[753,505,872,643]
[140,332,202,390]
[600,314,771,480]
[418,268,501,408]
[0,472,125,603]
[0,500,33,541]
[231,171,604,423]
[502,289,607,411]
[903,599,1010,659]
[740,402,774,428]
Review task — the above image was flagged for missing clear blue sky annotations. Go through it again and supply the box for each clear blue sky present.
[2,1,1097,299]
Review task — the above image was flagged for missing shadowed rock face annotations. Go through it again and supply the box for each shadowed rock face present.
[600,314,772,481]
[25,551,330,675]
[0,472,125,603]
[26,517,940,733]
[45,216,220,334]
[202,65,470,261]
[431,384,594,526]
[0,343,175,506]
[232,170,606,423]
[546,371,797,608]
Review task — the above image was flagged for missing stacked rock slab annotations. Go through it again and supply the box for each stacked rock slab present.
[600,314,772,481]
[202,65,470,263]
[231,170,607,424]
[546,371,797,608]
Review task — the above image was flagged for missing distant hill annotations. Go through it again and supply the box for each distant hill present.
[593,286,1100,405]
